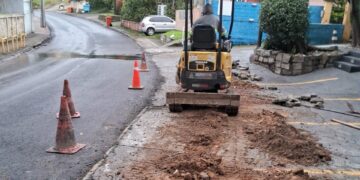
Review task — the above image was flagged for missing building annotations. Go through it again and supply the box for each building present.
[0,0,32,34]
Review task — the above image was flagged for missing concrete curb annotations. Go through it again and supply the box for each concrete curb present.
[82,107,150,180]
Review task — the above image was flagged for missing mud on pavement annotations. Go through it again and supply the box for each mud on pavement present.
[108,79,331,180]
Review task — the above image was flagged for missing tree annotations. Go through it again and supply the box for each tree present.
[349,0,360,47]
[260,0,309,53]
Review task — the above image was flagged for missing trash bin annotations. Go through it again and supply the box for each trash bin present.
[67,7,73,13]
[106,16,112,27]
[83,3,90,13]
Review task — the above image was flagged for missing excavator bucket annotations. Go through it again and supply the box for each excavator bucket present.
[166,91,240,116]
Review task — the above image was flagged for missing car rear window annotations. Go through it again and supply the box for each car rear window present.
[150,17,173,22]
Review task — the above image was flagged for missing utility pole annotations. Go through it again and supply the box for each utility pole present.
[40,0,46,28]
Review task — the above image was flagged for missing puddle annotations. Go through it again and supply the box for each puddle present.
[34,52,142,60]
[0,52,142,77]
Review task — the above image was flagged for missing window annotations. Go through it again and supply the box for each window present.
[159,17,173,23]
[150,17,173,23]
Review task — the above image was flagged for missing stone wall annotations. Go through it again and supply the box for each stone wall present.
[250,48,345,76]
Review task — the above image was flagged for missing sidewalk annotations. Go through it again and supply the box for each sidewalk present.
[0,15,51,62]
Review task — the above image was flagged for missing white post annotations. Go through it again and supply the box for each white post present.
[23,0,32,34]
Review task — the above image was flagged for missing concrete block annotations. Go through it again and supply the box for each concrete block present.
[275,60,281,68]
[271,51,280,56]
[282,53,292,63]
[304,57,313,66]
[275,67,282,74]
[281,63,290,70]
[259,56,264,62]
[276,53,283,61]
[281,69,292,75]
[255,49,262,56]
[292,69,303,75]
[262,50,271,57]
[268,58,275,64]
[304,66,313,73]
[293,54,305,63]
[263,58,269,63]
[293,63,303,70]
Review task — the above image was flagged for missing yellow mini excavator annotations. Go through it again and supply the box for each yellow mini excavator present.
[166,0,240,116]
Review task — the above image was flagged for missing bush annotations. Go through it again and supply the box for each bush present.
[260,0,309,53]
[89,0,113,10]
[32,0,60,9]
[121,0,157,22]
[121,0,184,22]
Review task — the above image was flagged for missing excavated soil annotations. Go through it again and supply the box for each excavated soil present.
[119,79,331,179]
[242,109,331,166]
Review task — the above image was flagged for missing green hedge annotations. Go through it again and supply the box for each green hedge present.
[32,0,60,9]
[121,0,184,22]
[260,0,309,53]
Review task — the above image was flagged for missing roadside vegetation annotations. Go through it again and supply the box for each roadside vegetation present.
[32,0,61,9]
[260,0,309,53]
[121,0,184,21]
[164,30,182,41]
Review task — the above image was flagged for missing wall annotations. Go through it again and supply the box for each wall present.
[210,0,344,45]
[175,8,202,31]
[0,0,24,14]
[0,15,25,38]
[0,0,32,35]
[121,20,140,31]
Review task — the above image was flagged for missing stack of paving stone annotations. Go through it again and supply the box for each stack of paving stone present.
[251,48,345,76]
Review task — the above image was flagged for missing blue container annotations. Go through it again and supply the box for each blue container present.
[308,6,323,23]
[307,23,344,45]
[83,3,90,13]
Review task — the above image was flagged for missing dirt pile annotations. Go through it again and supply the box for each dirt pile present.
[155,111,228,179]
[243,109,331,165]
[120,109,321,179]
[232,79,260,90]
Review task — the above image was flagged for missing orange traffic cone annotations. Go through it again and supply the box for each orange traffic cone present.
[134,59,138,68]
[57,80,80,118]
[128,60,144,90]
[47,96,86,154]
[139,52,149,72]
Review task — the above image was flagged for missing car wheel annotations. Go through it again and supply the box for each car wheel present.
[146,28,155,36]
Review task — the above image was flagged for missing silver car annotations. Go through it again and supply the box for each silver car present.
[140,15,176,36]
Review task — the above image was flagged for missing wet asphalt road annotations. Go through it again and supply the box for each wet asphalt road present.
[0,12,159,179]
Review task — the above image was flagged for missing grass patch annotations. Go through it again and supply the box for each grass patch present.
[164,30,182,41]
[89,8,113,14]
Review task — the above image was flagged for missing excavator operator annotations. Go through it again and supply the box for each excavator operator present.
[193,3,227,40]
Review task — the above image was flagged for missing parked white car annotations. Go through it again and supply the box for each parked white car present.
[140,15,176,36]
